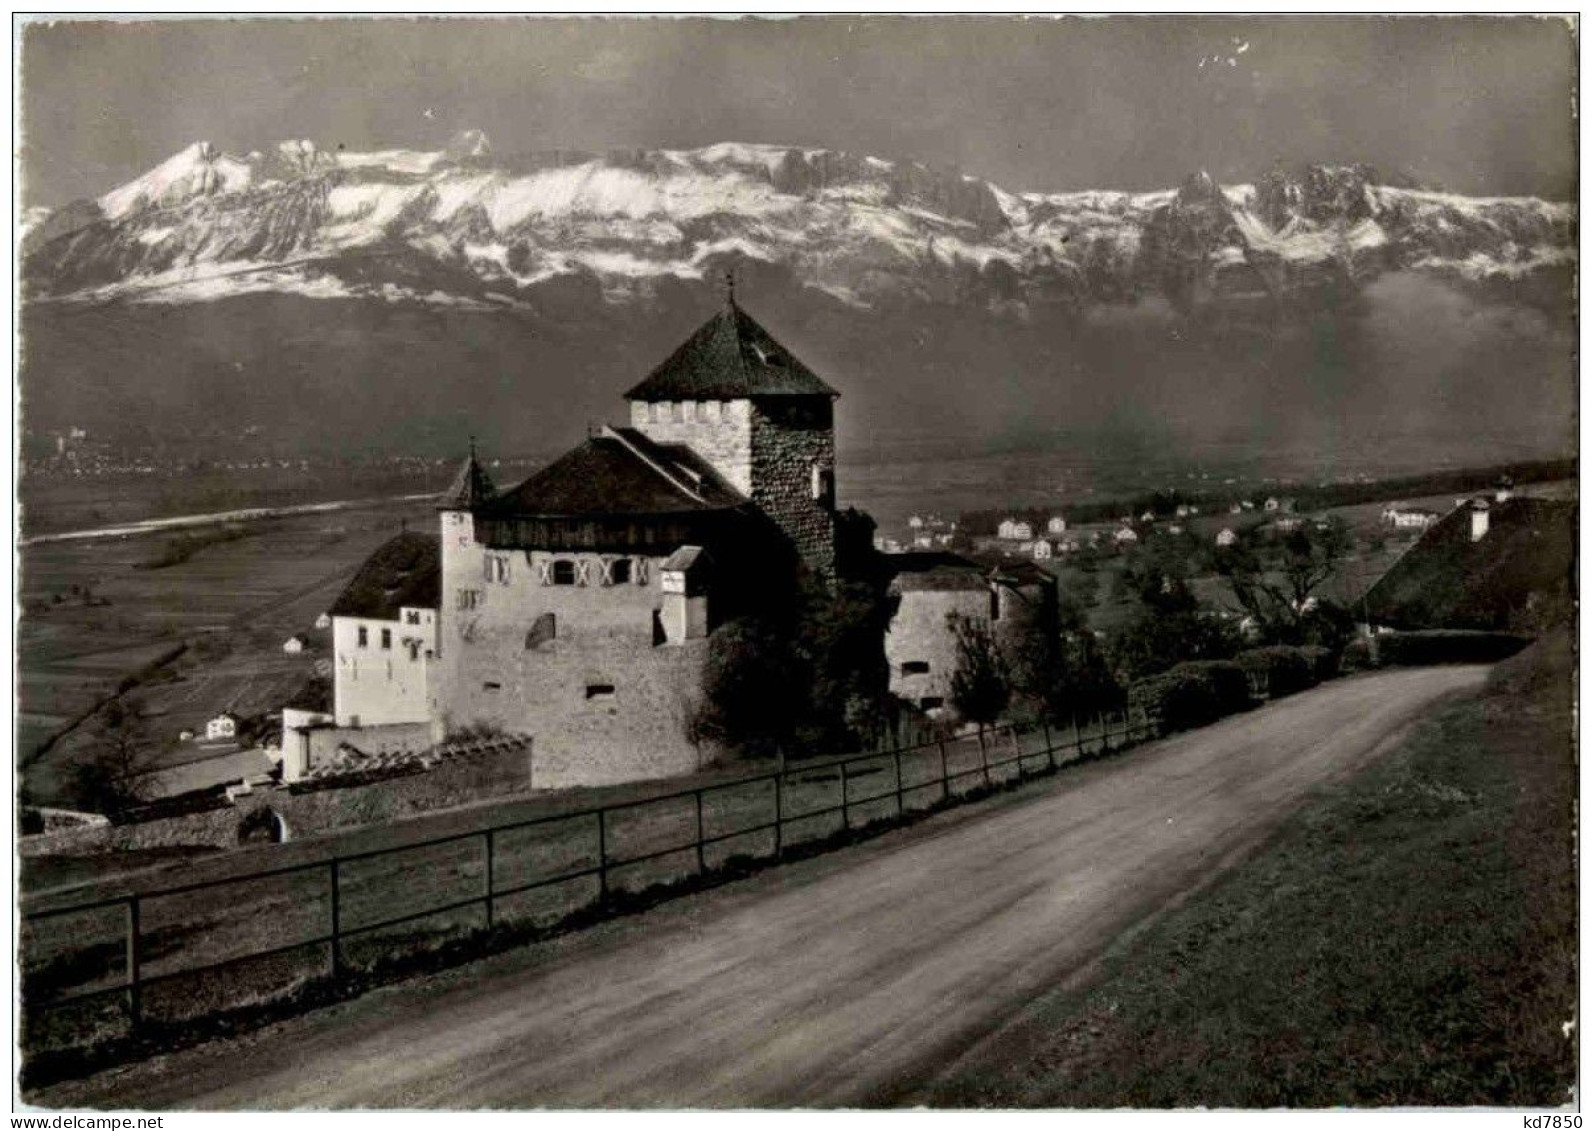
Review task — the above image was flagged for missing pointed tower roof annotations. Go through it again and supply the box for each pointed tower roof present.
[440,442,497,510]
[624,287,837,401]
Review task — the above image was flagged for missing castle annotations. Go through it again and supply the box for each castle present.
[429,290,844,785]
[301,288,1054,790]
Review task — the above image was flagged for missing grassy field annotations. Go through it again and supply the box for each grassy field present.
[920,627,1576,1108]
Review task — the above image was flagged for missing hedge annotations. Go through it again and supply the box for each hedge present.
[1235,646,1319,698]
[1130,659,1251,733]
[1298,645,1341,683]
[1379,630,1533,667]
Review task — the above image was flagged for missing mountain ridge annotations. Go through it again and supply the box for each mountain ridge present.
[23,133,1575,314]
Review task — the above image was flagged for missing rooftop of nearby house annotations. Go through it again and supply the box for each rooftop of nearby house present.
[328,531,441,622]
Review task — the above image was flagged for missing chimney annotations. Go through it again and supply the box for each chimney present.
[1470,499,1491,543]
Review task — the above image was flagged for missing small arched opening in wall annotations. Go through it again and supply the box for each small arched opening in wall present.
[238,806,288,846]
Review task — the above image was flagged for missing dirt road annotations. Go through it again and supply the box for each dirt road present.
[32,665,1488,1110]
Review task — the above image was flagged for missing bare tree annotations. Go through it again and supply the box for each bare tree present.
[71,696,160,818]
[1216,518,1354,642]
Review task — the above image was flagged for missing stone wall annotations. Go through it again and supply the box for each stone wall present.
[19,742,537,857]
[18,803,242,857]
[435,534,710,788]
[886,587,991,709]
[750,396,837,580]
[630,397,754,493]
[302,721,434,772]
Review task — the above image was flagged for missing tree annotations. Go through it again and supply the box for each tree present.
[70,696,159,819]
[1216,518,1354,644]
[789,577,893,752]
[1110,538,1240,682]
[688,617,804,760]
[948,612,1010,727]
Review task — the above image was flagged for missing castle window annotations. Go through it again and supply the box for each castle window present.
[405,610,421,625]
[611,559,632,585]
[526,612,556,650]
[380,628,392,650]
[483,681,501,691]
[901,660,930,675]
[457,588,482,611]
[357,626,368,648]
[811,464,835,506]
[406,640,421,661]
[585,683,616,700]
[552,560,577,585]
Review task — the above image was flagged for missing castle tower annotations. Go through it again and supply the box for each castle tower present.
[624,282,839,579]
[434,443,497,735]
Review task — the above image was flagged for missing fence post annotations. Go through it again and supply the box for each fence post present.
[977,728,990,789]
[894,747,905,817]
[939,740,950,803]
[328,858,342,979]
[840,761,850,830]
[695,789,706,876]
[125,895,141,1027]
[597,809,609,902]
[1042,721,1055,772]
[1073,715,1083,760]
[484,828,495,929]
[1099,712,1110,754]
[1010,726,1023,776]
[772,773,783,860]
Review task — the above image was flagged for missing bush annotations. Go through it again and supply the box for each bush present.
[1178,660,1252,715]
[1235,646,1318,699]
[1298,644,1341,682]
[1341,637,1378,673]
[1130,660,1251,733]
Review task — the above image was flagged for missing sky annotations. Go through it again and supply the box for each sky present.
[18,15,1577,209]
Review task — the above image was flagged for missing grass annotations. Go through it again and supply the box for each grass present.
[920,626,1576,1108]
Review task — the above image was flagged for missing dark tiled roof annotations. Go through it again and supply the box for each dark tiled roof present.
[624,302,838,401]
[328,532,441,621]
[441,453,497,509]
[886,551,989,592]
[1365,496,1575,630]
[480,428,746,519]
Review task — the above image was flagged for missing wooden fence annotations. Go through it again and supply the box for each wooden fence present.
[22,710,1152,1046]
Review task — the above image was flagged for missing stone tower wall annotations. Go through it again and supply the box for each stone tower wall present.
[629,398,754,494]
[750,396,837,580]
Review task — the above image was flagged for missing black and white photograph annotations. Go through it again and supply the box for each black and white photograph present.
[10,12,1579,1112]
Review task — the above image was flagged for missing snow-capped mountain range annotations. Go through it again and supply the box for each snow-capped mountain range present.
[23,131,1575,312]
